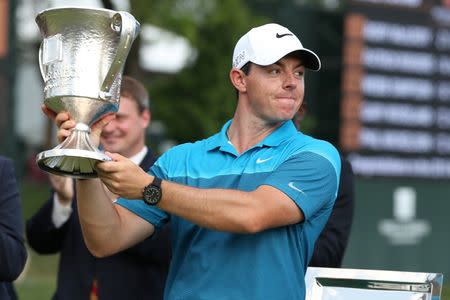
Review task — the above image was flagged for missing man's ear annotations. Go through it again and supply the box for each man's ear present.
[229,68,247,93]
[141,109,151,128]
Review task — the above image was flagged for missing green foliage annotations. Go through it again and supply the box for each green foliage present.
[15,250,58,300]
[132,0,268,143]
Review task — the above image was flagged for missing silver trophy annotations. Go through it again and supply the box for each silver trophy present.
[305,267,443,300]
[35,7,140,178]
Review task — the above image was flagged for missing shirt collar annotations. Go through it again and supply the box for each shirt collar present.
[260,120,298,147]
[129,146,148,165]
[206,120,298,153]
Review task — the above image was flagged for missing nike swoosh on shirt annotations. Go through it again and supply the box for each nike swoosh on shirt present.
[256,157,273,164]
[288,182,306,195]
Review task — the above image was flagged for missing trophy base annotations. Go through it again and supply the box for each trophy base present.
[36,123,111,179]
[37,149,111,179]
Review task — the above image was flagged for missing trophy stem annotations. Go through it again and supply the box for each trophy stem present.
[36,123,111,178]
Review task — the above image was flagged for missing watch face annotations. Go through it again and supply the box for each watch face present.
[144,185,162,205]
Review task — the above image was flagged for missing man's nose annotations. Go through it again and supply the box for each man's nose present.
[283,73,298,89]
[102,120,115,133]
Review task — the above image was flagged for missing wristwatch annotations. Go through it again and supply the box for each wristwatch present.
[142,177,162,206]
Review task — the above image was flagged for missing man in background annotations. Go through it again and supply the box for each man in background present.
[309,158,354,267]
[295,102,354,268]
[0,155,28,300]
[26,76,171,300]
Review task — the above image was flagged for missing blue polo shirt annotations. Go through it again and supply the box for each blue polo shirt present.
[116,120,340,300]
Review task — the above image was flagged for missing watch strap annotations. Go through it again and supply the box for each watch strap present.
[142,176,163,206]
[151,176,162,188]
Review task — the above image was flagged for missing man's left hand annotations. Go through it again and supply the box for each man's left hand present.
[95,152,152,200]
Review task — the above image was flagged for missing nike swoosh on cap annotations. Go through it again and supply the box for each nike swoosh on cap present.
[276,33,293,38]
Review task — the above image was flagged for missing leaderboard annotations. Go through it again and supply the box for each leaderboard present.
[340,0,450,179]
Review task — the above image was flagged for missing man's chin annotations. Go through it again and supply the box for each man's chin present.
[101,139,126,153]
[101,143,117,153]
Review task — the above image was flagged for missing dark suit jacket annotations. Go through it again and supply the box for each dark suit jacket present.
[26,150,171,300]
[309,157,354,268]
[0,156,27,300]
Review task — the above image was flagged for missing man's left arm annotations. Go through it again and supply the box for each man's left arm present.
[101,155,302,233]
[99,151,338,233]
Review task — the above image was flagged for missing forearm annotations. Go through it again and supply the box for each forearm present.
[160,181,252,232]
[76,178,122,256]
[158,181,301,233]
[76,178,154,257]
[96,155,257,231]
[97,156,300,233]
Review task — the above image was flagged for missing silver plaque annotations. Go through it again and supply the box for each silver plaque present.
[305,267,443,300]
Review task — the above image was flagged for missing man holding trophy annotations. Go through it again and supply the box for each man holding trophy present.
[42,22,341,299]
[31,7,170,300]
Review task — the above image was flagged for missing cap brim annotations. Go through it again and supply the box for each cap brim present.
[293,49,321,71]
[246,47,321,71]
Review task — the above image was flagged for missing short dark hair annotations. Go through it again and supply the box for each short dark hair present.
[234,62,252,98]
[241,62,252,75]
[120,75,150,112]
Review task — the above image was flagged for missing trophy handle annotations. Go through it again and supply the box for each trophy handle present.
[99,11,140,100]
[38,42,48,82]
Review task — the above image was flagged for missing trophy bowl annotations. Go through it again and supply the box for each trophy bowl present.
[35,7,140,178]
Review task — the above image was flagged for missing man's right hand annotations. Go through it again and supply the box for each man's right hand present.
[41,104,115,148]
[49,174,73,205]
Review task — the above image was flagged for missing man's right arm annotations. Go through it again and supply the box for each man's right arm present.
[76,178,155,258]
[42,109,152,257]
[26,175,74,254]
[26,191,70,254]
[48,174,74,227]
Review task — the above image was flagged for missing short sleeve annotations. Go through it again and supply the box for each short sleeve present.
[115,166,170,229]
[262,151,340,220]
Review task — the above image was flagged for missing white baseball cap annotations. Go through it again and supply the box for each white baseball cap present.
[232,23,321,71]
